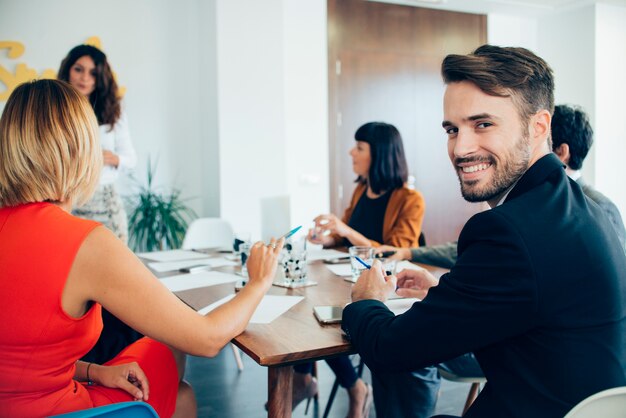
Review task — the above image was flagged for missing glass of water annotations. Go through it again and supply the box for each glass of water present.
[349,246,374,282]
[239,242,252,279]
[281,237,307,284]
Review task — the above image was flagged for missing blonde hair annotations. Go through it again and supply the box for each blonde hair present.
[0,79,102,207]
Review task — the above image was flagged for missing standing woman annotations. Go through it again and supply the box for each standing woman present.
[58,44,136,244]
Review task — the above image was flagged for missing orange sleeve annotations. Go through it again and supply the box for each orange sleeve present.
[379,188,425,248]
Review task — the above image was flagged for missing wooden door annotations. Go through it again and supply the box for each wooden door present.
[328,0,487,245]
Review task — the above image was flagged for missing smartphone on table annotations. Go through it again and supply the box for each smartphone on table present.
[313,306,343,324]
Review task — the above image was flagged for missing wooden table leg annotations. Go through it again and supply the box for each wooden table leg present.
[268,365,294,418]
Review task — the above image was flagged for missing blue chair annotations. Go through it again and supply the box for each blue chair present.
[50,401,158,417]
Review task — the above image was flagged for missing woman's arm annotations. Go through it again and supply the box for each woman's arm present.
[63,227,282,357]
[110,111,137,170]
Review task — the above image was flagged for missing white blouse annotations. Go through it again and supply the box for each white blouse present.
[99,110,137,185]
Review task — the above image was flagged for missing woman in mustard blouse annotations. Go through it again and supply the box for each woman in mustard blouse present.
[293,122,425,418]
[310,121,425,248]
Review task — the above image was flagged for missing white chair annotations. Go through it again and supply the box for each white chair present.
[564,386,626,418]
[182,218,234,250]
[437,367,486,415]
[182,218,244,371]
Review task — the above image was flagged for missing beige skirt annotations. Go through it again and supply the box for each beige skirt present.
[73,184,129,244]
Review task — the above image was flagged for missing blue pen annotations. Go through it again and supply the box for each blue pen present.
[280,225,302,240]
[354,256,371,270]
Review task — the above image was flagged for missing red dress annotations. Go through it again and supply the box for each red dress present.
[0,203,178,417]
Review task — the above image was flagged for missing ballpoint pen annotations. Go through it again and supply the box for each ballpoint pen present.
[268,226,302,248]
[279,225,302,240]
[375,250,396,258]
[354,256,371,270]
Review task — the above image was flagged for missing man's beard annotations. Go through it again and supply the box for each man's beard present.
[457,134,531,203]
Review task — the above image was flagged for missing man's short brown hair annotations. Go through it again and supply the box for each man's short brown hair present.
[442,45,555,123]
[0,79,101,207]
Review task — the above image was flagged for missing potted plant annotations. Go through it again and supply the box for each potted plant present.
[127,157,197,252]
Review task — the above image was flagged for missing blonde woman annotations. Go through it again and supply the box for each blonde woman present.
[0,79,283,418]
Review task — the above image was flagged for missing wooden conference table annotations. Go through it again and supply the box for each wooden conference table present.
[147,251,447,418]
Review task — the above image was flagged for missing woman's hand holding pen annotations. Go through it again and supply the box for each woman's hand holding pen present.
[246,238,284,292]
[307,226,335,247]
[395,269,439,300]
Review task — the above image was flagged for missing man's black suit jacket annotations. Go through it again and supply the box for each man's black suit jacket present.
[342,154,626,417]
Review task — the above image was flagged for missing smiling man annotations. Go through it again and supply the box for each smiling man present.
[341,45,626,418]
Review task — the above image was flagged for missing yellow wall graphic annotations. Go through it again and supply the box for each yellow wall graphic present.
[0,41,56,101]
[0,37,125,102]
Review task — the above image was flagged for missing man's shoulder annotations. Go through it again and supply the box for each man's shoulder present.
[581,182,615,208]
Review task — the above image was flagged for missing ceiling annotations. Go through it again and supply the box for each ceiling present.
[371,0,626,17]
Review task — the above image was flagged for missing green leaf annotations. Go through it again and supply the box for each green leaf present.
[127,157,197,252]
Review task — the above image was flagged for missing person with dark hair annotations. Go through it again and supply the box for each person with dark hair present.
[58,44,142,371]
[288,122,425,417]
[379,104,626,268]
[309,121,425,248]
[552,104,626,250]
[58,44,136,244]
[343,45,626,418]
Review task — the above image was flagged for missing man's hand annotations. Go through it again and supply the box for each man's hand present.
[395,269,439,299]
[90,362,149,401]
[351,260,397,302]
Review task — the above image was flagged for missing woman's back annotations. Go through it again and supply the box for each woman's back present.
[0,202,101,417]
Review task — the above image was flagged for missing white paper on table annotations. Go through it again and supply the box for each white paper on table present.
[385,298,420,315]
[159,271,240,292]
[325,264,352,277]
[395,260,427,273]
[137,249,208,262]
[148,258,237,273]
[197,294,304,324]
[307,248,348,262]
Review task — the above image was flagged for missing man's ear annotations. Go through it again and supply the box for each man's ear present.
[532,109,551,146]
[553,143,570,165]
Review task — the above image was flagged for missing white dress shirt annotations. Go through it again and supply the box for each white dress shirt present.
[99,109,137,185]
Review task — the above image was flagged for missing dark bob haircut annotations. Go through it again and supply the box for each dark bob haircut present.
[58,44,121,128]
[551,104,593,171]
[354,122,408,195]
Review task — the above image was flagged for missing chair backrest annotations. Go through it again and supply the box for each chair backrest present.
[182,218,234,250]
[50,401,159,417]
[260,195,291,242]
[564,386,626,418]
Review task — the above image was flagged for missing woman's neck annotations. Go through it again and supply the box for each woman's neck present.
[366,184,385,199]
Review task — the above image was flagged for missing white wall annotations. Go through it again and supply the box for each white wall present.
[216,0,328,240]
[283,0,329,236]
[595,3,626,216]
[0,0,218,218]
[537,5,597,183]
[3,0,623,237]
[488,14,538,51]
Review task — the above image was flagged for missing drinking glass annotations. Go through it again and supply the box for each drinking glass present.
[349,246,374,282]
[281,237,307,284]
